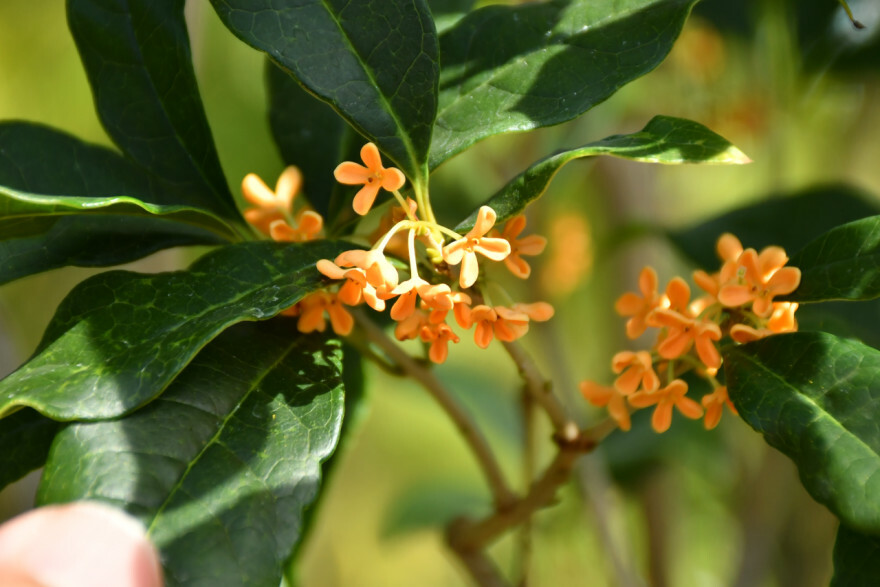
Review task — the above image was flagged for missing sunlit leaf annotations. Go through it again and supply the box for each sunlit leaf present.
[0,240,347,421]
[456,115,745,231]
[211,0,439,187]
[37,321,344,587]
[432,0,698,168]
[68,0,239,218]
[724,332,880,534]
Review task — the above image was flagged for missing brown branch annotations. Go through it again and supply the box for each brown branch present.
[352,309,518,509]
[447,419,617,567]
[501,339,579,441]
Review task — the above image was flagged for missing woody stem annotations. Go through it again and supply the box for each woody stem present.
[352,308,518,509]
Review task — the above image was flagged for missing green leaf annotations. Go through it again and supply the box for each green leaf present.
[0,408,61,492]
[431,0,699,169]
[668,184,880,271]
[266,60,357,224]
[428,0,475,33]
[68,0,239,219]
[724,332,880,534]
[0,216,225,287]
[37,321,344,587]
[0,240,347,421]
[787,215,880,302]
[832,524,880,587]
[0,122,238,284]
[1,185,239,242]
[211,0,439,186]
[455,115,746,231]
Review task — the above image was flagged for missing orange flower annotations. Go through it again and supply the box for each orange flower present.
[611,351,660,394]
[334,143,406,215]
[242,166,323,240]
[395,309,429,341]
[493,215,547,279]
[511,301,555,322]
[429,291,473,328]
[717,247,801,316]
[469,305,498,349]
[390,277,452,321]
[701,385,737,430]
[628,379,703,433]
[420,322,460,364]
[615,266,662,339]
[651,309,722,368]
[443,206,511,288]
[729,323,772,344]
[493,306,531,342]
[768,301,798,333]
[334,249,399,292]
[296,291,353,336]
[580,381,631,431]
[316,260,384,311]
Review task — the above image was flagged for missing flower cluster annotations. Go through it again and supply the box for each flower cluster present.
[241,143,553,362]
[580,233,801,433]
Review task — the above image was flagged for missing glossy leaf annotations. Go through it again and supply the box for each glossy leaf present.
[787,215,880,302]
[68,0,239,218]
[0,122,236,284]
[0,408,61,492]
[0,216,225,287]
[432,0,698,169]
[456,115,746,231]
[668,184,880,270]
[266,60,357,224]
[724,332,880,534]
[0,240,347,421]
[37,321,344,587]
[1,185,239,242]
[832,524,880,587]
[211,0,439,185]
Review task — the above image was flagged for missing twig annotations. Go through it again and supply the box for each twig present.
[352,308,518,509]
[501,339,579,441]
[447,419,616,559]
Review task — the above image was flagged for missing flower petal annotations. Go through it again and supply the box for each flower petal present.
[334,161,371,185]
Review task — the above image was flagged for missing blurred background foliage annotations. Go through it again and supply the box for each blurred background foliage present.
[2,0,879,585]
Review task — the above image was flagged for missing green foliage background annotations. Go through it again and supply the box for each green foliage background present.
[2,0,880,585]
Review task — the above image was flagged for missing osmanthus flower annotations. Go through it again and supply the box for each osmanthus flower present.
[651,309,722,368]
[628,379,703,433]
[580,381,631,431]
[429,291,473,329]
[701,385,737,430]
[395,309,429,341]
[729,323,773,344]
[768,302,798,332]
[493,306,531,342]
[315,260,384,311]
[334,142,406,216]
[717,246,801,317]
[389,277,453,321]
[615,266,662,339]
[469,305,499,349]
[443,206,511,288]
[511,301,555,322]
[334,249,399,293]
[492,214,547,279]
[242,166,323,241]
[296,291,353,336]
[420,322,460,364]
[612,351,660,395]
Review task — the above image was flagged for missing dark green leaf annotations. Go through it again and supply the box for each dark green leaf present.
[832,524,880,587]
[37,321,344,587]
[428,0,475,33]
[0,122,238,284]
[724,332,880,534]
[431,0,698,169]
[0,216,225,287]
[1,185,239,242]
[455,115,746,231]
[211,0,439,186]
[68,0,238,218]
[0,240,347,421]
[266,60,356,223]
[787,215,880,302]
[668,184,880,271]
[0,408,61,492]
